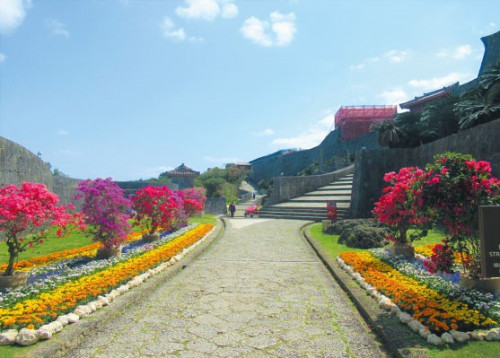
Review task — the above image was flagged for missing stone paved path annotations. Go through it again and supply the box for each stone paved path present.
[65,219,386,358]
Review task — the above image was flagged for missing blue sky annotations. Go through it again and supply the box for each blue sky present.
[0,0,498,181]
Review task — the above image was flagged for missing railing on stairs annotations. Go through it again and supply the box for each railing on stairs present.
[267,165,355,206]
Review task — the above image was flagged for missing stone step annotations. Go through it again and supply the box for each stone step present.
[273,202,350,209]
[296,193,351,200]
[315,184,352,191]
[258,211,350,221]
[261,172,353,221]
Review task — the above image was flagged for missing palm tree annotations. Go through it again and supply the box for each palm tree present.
[455,61,500,130]
[419,95,460,143]
[370,120,405,148]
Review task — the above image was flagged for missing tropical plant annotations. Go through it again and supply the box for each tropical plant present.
[420,152,500,277]
[392,111,423,147]
[75,178,132,249]
[178,188,206,217]
[419,95,460,143]
[372,166,428,244]
[455,61,500,129]
[132,185,179,235]
[0,183,84,276]
[370,119,405,147]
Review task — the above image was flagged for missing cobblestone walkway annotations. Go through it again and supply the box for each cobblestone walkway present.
[65,219,386,358]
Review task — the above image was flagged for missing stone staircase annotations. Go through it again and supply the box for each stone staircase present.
[258,174,353,221]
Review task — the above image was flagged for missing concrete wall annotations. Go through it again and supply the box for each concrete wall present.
[269,165,355,205]
[249,128,380,183]
[350,117,500,218]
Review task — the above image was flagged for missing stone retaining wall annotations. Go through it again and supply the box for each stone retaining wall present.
[205,197,227,214]
[351,118,500,218]
[249,129,380,184]
[0,136,81,205]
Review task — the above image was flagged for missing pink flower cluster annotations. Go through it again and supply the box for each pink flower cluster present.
[75,178,132,249]
[0,183,84,275]
[373,152,500,277]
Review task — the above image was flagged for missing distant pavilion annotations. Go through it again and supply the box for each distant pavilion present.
[166,163,200,189]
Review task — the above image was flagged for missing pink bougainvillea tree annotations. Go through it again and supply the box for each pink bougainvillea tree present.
[132,185,179,234]
[372,166,428,244]
[75,178,132,249]
[178,188,206,217]
[420,152,500,277]
[0,183,84,276]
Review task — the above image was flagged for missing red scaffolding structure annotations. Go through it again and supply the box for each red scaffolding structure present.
[334,105,397,141]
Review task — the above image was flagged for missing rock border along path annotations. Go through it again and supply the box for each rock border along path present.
[54,218,386,357]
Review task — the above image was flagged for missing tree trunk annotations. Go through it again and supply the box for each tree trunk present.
[5,241,19,276]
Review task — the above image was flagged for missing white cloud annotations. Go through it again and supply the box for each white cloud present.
[0,0,31,35]
[385,49,408,63]
[435,44,472,59]
[350,56,380,70]
[252,128,275,136]
[0,53,5,63]
[241,12,296,47]
[271,113,333,149]
[453,44,472,59]
[377,88,408,105]
[221,2,238,18]
[57,129,69,136]
[161,17,203,42]
[176,0,238,21]
[409,72,471,90]
[46,19,70,38]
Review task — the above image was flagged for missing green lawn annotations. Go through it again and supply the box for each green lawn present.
[189,214,217,226]
[308,222,498,358]
[307,223,365,258]
[0,215,218,265]
[0,227,95,264]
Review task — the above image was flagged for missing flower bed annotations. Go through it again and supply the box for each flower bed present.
[0,229,148,273]
[0,224,213,344]
[338,250,500,345]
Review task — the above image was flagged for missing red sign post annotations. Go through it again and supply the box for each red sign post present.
[327,201,337,220]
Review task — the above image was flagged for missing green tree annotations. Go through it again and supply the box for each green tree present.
[419,95,460,143]
[392,111,422,148]
[195,168,227,197]
[370,119,405,148]
[455,61,500,129]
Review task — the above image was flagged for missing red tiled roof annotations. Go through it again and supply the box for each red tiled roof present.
[167,163,200,176]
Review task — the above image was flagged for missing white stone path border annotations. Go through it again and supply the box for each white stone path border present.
[337,256,500,346]
[0,225,218,347]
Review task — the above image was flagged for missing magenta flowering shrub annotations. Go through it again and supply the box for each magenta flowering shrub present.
[374,152,500,278]
[420,152,500,277]
[423,239,455,274]
[75,178,132,249]
[372,166,428,243]
[132,185,179,234]
[178,188,206,217]
[0,183,84,276]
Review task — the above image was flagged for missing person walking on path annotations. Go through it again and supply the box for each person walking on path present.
[228,202,236,217]
[61,219,387,358]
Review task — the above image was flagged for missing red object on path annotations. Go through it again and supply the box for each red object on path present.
[327,201,338,220]
[245,205,259,217]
